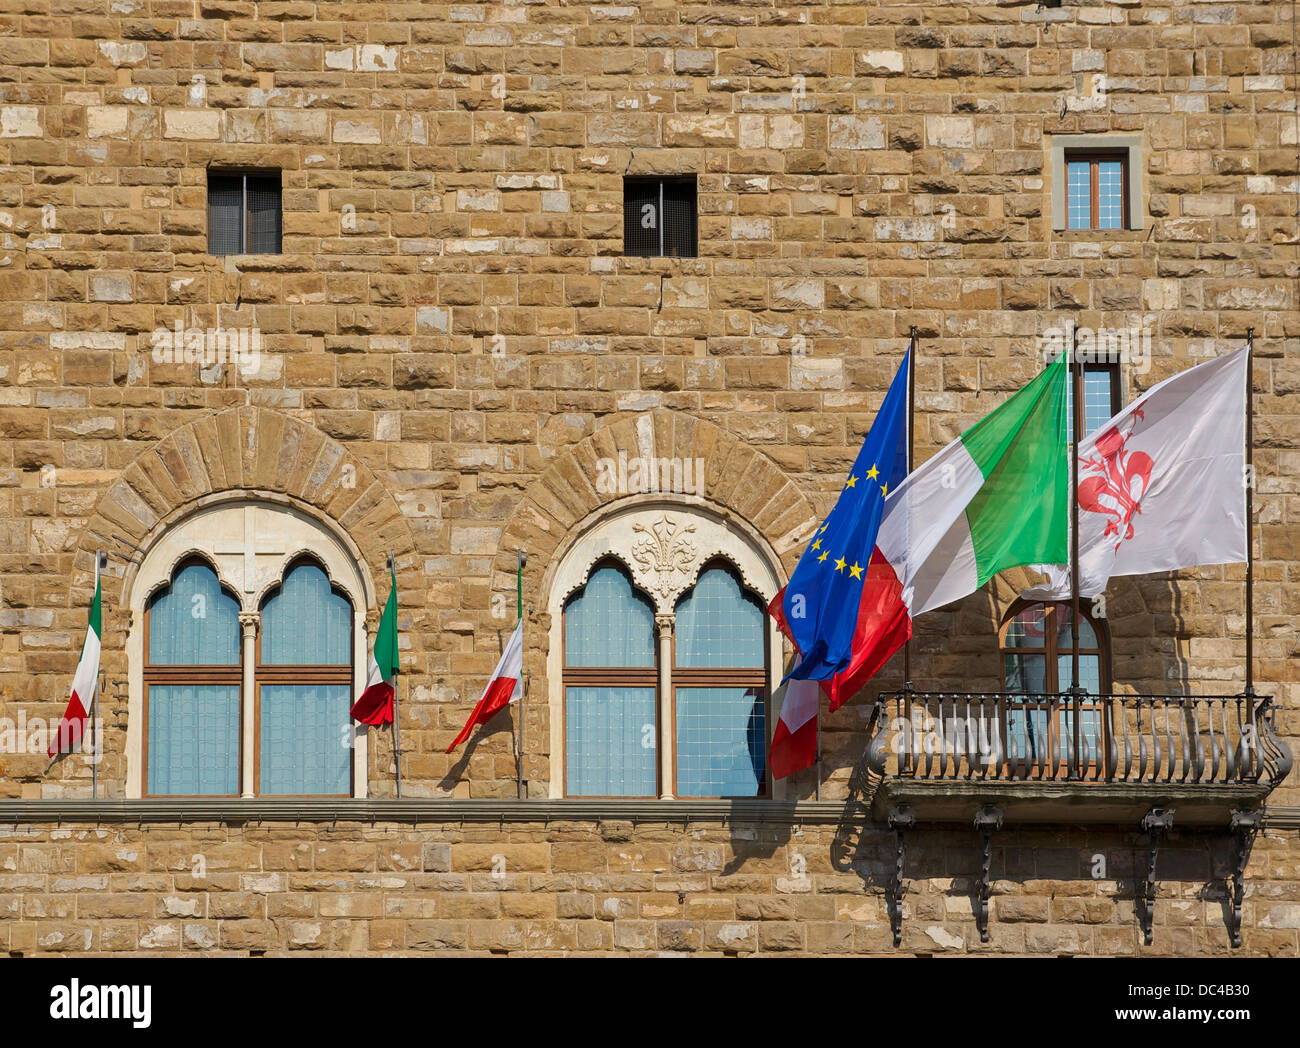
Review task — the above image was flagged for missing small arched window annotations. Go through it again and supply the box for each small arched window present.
[673,565,767,797]
[145,559,241,795]
[563,562,657,797]
[258,559,353,795]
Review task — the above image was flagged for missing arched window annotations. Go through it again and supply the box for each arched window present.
[563,562,657,797]
[562,558,770,798]
[258,559,353,795]
[673,564,767,797]
[999,601,1110,769]
[145,559,241,795]
[130,499,368,798]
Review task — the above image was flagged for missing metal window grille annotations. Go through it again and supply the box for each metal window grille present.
[623,176,697,258]
[208,171,282,255]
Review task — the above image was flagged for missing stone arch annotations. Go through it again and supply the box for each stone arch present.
[495,408,818,615]
[494,408,817,796]
[72,405,416,614]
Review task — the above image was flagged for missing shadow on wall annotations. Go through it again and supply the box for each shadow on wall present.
[828,738,1249,952]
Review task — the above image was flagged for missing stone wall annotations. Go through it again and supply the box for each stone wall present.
[0,0,1297,956]
[1,818,1296,956]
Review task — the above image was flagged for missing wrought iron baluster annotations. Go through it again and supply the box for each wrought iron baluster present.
[1105,695,1117,782]
[1177,698,1190,782]
[1170,702,1180,785]
[1137,700,1149,781]
[1209,698,1223,781]
[1121,697,1133,781]
[1224,699,1238,781]
[1190,700,1205,782]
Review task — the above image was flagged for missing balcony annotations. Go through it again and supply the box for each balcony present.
[859,689,1293,946]
[864,689,1292,827]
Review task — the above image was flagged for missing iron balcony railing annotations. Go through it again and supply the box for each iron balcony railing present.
[866,690,1293,789]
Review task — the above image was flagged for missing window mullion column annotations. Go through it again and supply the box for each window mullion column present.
[239,612,259,797]
[656,613,674,800]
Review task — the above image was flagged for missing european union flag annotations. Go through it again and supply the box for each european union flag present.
[781,348,911,682]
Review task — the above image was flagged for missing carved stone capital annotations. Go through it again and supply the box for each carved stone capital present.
[238,611,260,638]
[654,613,675,636]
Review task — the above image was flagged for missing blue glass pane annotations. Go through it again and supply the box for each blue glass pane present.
[260,684,351,794]
[564,566,654,667]
[147,684,239,794]
[1066,160,1091,229]
[148,562,240,665]
[565,686,656,796]
[1005,652,1046,693]
[676,686,765,797]
[1097,160,1124,229]
[262,562,351,665]
[674,568,764,668]
[1065,369,1119,440]
[1057,653,1101,694]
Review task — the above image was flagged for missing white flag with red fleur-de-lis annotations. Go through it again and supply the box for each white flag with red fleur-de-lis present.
[1024,346,1249,602]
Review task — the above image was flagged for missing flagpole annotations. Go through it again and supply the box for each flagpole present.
[515,548,525,801]
[389,551,401,800]
[1069,324,1082,690]
[903,326,916,690]
[1245,329,1255,698]
[92,550,104,800]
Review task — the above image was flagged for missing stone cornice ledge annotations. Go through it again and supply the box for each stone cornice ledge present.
[0,798,1296,830]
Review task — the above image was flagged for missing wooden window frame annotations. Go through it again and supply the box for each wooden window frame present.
[670,557,770,799]
[141,556,242,798]
[561,557,771,800]
[254,555,354,798]
[998,599,1112,777]
[560,558,660,799]
[1064,151,1129,232]
[143,554,355,798]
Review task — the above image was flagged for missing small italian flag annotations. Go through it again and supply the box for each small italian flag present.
[48,559,102,759]
[447,620,523,753]
[350,562,398,726]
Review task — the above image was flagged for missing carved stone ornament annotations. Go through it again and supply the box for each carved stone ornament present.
[630,514,700,605]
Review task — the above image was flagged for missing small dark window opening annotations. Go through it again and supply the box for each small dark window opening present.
[208,170,282,255]
[1064,151,1128,232]
[623,176,697,258]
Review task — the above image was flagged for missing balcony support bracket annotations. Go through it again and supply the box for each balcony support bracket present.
[1228,808,1261,949]
[972,804,1004,943]
[887,804,915,948]
[1138,807,1174,946]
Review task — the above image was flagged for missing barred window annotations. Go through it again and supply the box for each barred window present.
[208,170,282,255]
[623,176,697,258]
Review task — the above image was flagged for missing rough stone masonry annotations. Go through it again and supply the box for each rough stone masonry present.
[0,0,1297,955]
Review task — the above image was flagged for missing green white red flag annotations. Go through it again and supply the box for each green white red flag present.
[350,562,398,726]
[48,560,102,759]
[447,620,523,753]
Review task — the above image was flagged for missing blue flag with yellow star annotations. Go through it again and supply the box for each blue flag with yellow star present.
[781,348,911,682]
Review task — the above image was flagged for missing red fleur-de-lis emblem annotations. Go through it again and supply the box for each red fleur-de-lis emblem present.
[1078,405,1153,553]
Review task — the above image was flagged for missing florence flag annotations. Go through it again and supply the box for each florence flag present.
[48,560,102,759]
[350,562,398,726]
[846,353,1071,684]
[447,620,523,753]
[1023,347,1248,601]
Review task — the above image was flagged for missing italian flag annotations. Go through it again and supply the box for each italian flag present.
[447,620,523,753]
[849,354,1070,682]
[350,562,398,726]
[48,560,101,759]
